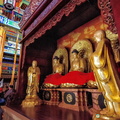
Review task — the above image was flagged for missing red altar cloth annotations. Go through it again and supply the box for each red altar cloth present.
[44,73,63,85]
[44,71,95,86]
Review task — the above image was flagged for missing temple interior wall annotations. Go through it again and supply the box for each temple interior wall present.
[57,16,107,49]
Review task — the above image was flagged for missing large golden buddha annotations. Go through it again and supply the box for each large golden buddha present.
[91,30,120,120]
[60,44,95,88]
[69,49,86,72]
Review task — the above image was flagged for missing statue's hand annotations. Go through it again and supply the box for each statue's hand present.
[78,68,84,72]
[33,74,36,77]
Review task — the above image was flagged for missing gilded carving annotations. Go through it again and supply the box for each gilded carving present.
[66,94,73,103]
[105,30,118,41]
[43,83,59,88]
[111,40,120,63]
[60,83,82,88]
[105,30,120,63]
[98,0,117,34]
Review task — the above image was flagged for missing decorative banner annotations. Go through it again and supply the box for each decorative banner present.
[0,26,6,78]
[10,33,19,85]
[0,15,20,29]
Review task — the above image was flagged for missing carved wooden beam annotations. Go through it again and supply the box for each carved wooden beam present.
[19,0,52,29]
[98,0,117,34]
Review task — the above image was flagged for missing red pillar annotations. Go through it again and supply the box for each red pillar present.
[111,0,120,40]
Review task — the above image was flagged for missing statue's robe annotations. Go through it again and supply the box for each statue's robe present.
[90,38,120,102]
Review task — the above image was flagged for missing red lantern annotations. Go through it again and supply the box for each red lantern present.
[4,0,16,10]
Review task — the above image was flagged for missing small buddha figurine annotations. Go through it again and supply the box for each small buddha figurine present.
[53,56,64,75]
[22,60,42,107]
[91,30,120,119]
[43,56,64,87]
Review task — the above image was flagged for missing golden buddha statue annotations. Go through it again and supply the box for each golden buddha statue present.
[60,39,96,88]
[43,47,68,88]
[69,49,86,72]
[43,56,65,88]
[90,30,120,120]
[22,60,42,107]
[53,56,64,75]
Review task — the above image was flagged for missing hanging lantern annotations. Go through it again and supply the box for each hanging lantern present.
[4,0,16,10]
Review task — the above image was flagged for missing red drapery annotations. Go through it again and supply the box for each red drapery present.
[44,71,95,85]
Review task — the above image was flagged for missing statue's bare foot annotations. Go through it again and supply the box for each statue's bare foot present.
[100,108,114,116]
[100,108,109,114]
[112,112,120,118]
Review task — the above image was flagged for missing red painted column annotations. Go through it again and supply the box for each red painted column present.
[111,0,120,40]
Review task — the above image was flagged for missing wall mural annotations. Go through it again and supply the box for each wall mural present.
[57,16,108,49]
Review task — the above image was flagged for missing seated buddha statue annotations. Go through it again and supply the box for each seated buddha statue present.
[43,40,95,88]
[60,48,95,87]
[43,47,68,88]
[69,49,86,72]
[91,30,120,119]
[52,56,64,75]
[43,56,65,88]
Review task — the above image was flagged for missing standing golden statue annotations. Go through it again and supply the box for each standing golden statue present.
[91,30,120,120]
[22,60,42,107]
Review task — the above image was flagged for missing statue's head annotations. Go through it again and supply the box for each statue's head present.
[94,30,106,43]
[53,56,60,63]
[32,60,37,68]
[72,49,79,54]
[72,49,79,57]
[79,49,85,58]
